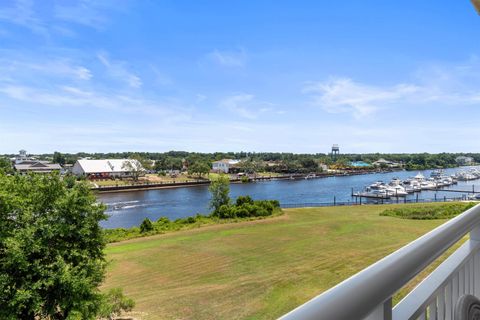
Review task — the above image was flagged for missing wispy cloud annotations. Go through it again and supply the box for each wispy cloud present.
[304,58,480,119]
[220,94,279,119]
[207,48,247,67]
[0,0,49,36]
[0,0,124,38]
[221,94,256,119]
[98,52,142,88]
[54,0,121,29]
[4,59,92,81]
[303,78,419,119]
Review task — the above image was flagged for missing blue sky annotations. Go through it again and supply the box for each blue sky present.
[0,0,479,154]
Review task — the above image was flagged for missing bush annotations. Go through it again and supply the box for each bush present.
[185,216,196,224]
[157,216,170,224]
[236,195,254,206]
[269,200,280,208]
[140,218,154,233]
[98,288,135,319]
[241,175,250,183]
[380,203,476,220]
[217,204,235,219]
[255,200,274,214]
[233,206,250,218]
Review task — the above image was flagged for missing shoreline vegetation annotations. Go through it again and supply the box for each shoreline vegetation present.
[380,202,475,219]
[104,200,283,243]
[104,174,284,243]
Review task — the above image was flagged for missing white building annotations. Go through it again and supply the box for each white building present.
[72,159,144,178]
[14,161,62,174]
[12,149,36,164]
[212,159,240,173]
[456,156,474,166]
[372,158,401,168]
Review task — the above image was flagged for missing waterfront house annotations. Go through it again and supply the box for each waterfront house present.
[212,159,240,173]
[72,159,144,179]
[14,161,62,174]
[455,155,474,166]
[372,158,401,168]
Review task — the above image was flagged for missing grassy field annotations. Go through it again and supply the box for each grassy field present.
[103,204,461,320]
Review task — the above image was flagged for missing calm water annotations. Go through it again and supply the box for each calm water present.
[98,167,480,229]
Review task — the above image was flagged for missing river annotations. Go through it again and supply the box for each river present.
[98,166,480,229]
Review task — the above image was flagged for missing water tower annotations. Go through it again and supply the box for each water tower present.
[331,144,340,160]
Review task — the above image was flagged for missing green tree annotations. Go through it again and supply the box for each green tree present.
[188,161,210,178]
[122,158,145,182]
[0,157,13,174]
[0,173,108,319]
[52,151,66,165]
[209,175,230,214]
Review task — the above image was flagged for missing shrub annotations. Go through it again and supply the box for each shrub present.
[241,175,250,183]
[255,200,274,214]
[217,204,235,219]
[98,288,135,319]
[236,195,254,206]
[140,218,154,233]
[186,216,196,224]
[157,216,170,224]
[269,200,280,208]
[233,206,250,218]
[380,203,476,220]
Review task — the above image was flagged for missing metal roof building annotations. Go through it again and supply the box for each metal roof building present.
[72,159,144,177]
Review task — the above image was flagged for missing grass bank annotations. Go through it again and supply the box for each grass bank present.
[103,203,466,320]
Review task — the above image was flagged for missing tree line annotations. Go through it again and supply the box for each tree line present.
[1,151,478,174]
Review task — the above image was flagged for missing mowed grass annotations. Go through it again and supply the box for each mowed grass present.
[103,204,457,320]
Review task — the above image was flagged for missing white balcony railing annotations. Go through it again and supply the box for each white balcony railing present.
[279,203,480,320]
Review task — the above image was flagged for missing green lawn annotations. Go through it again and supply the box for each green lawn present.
[103,204,458,320]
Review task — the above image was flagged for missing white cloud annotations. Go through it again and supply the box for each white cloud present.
[0,57,93,81]
[54,0,110,29]
[98,52,142,88]
[303,77,419,119]
[0,84,190,119]
[221,94,256,119]
[220,94,279,119]
[304,58,480,119]
[208,48,247,67]
[0,0,49,36]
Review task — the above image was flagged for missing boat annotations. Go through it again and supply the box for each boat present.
[414,173,425,181]
[386,185,408,196]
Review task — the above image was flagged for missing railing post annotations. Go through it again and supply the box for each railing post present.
[470,225,480,298]
[364,298,392,320]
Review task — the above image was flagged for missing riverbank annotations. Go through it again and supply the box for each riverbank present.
[93,169,401,193]
[103,204,459,320]
[98,166,480,229]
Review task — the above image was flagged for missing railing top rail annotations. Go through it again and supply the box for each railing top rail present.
[278,203,480,320]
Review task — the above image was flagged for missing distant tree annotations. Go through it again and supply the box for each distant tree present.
[0,157,13,174]
[188,161,210,178]
[209,175,230,213]
[0,173,108,318]
[52,151,66,165]
[239,159,264,175]
[154,156,183,172]
[122,158,145,181]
